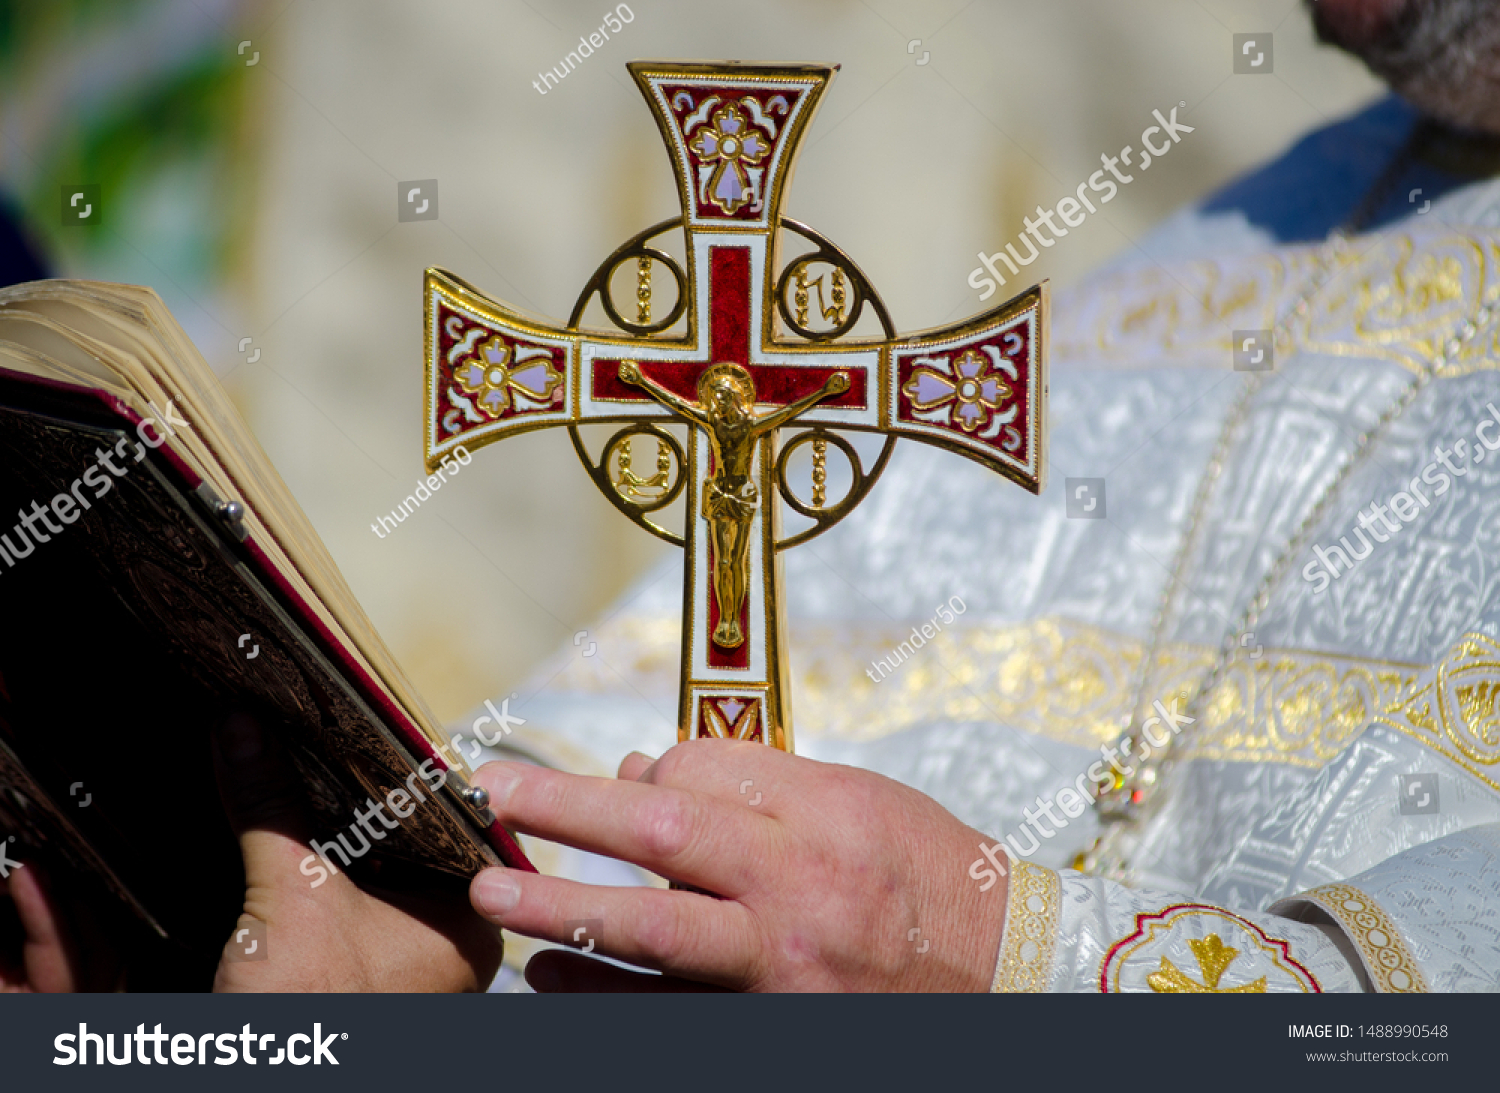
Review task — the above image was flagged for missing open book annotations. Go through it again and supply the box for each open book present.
[0,279,531,987]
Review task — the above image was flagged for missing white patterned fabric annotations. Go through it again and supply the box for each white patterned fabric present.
[472,115,1500,992]
[1273,823,1500,993]
[1051,869,1365,994]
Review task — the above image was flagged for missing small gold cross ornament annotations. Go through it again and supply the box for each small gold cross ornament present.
[423,60,1047,752]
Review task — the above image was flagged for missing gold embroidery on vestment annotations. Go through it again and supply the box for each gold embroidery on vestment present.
[990,859,1059,993]
[537,614,1500,787]
[1296,883,1430,994]
[1053,229,1500,378]
[1100,906,1319,993]
[1376,633,1500,792]
[1147,934,1268,993]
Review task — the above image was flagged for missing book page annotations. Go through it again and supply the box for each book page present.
[0,279,459,768]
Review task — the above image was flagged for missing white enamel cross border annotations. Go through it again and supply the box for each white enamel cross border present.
[423,60,1047,753]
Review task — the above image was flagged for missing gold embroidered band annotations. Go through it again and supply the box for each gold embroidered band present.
[990,858,1060,993]
[1297,883,1429,993]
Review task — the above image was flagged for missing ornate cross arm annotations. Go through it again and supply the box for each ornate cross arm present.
[422,60,1047,754]
[424,267,1044,494]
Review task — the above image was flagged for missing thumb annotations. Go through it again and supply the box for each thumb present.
[211,712,316,893]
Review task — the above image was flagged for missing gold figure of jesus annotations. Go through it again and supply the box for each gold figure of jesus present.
[618,360,849,648]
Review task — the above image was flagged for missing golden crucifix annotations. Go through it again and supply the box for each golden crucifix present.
[619,359,849,648]
[422,59,1047,753]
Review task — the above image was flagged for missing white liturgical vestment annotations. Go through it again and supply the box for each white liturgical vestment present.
[476,98,1500,992]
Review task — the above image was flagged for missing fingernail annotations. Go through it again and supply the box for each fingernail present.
[477,763,523,808]
[627,751,657,766]
[473,869,522,917]
[218,714,262,762]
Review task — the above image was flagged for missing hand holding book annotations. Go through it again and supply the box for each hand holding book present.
[209,713,502,993]
[2,712,502,993]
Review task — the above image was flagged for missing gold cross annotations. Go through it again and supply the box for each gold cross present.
[1148,934,1268,993]
[422,60,1047,752]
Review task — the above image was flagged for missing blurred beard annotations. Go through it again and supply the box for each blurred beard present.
[1310,0,1500,132]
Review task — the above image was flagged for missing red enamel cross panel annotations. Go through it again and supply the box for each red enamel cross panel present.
[888,291,1045,489]
[643,74,821,228]
[436,304,567,434]
[588,246,870,412]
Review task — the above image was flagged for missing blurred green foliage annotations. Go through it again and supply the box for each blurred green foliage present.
[0,0,254,290]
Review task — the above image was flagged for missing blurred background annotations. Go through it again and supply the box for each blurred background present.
[0,0,1383,723]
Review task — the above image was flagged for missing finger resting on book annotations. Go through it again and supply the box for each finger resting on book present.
[471,867,756,988]
[471,760,769,897]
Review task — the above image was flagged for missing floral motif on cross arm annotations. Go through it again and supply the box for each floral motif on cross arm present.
[435,305,568,440]
[892,320,1035,463]
[654,80,804,223]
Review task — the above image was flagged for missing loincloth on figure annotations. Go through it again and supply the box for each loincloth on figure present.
[702,474,758,522]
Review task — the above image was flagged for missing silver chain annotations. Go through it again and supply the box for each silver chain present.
[1121,233,1348,742]
[1087,227,1497,873]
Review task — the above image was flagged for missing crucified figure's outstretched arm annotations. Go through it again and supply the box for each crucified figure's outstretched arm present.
[618,360,708,427]
[749,371,849,437]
